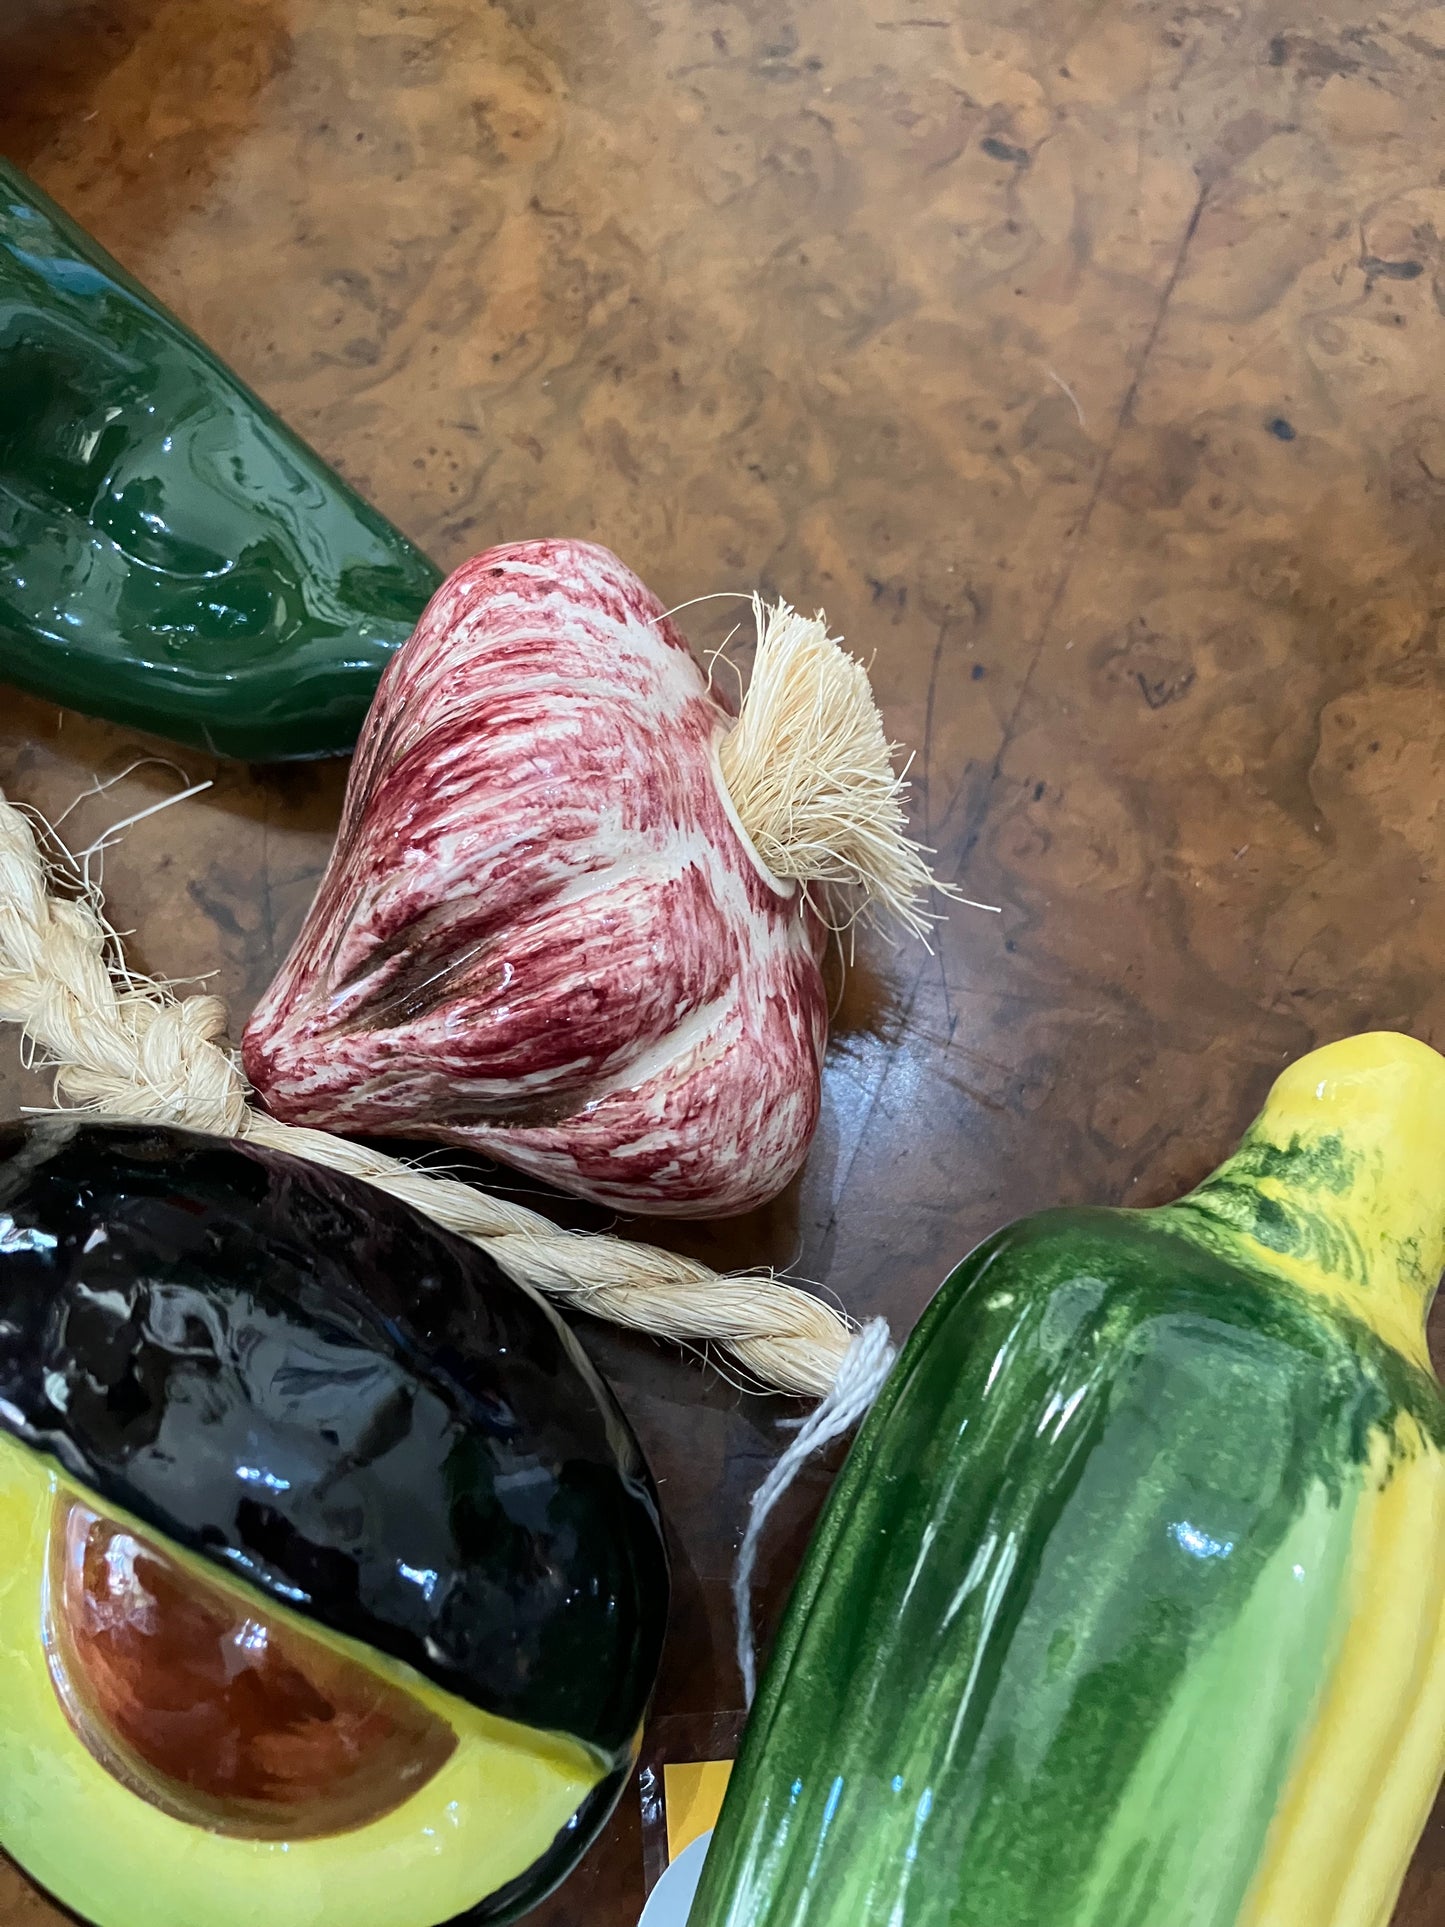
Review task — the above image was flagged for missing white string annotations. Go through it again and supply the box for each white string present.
[733,1317,897,1704]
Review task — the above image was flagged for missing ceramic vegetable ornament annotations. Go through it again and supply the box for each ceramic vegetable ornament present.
[0,160,442,759]
[694,1032,1445,1927]
[0,1117,667,1927]
[244,538,944,1217]
[0,790,856,1399]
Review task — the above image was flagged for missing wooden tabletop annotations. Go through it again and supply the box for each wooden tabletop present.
[4,0,1445,1920]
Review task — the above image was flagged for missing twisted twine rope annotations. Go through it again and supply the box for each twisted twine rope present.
[0,791,853,1399]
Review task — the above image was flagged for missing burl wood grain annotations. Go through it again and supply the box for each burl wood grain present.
[3,0,1445,1920]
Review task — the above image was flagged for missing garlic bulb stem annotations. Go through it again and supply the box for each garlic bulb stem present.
[717,599,939,940]
[0,792,851,1400]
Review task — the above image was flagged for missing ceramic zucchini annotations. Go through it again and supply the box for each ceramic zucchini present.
[692,1032,1445,1927]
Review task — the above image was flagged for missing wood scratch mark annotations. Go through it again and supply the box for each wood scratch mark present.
[1047,368,1086,427]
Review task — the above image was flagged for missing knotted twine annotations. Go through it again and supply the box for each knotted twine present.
[732,1316,896,1702]
[0,787,903,1692]
[0,788,870,1397]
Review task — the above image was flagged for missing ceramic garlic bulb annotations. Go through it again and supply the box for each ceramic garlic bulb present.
[243,540,835,1217]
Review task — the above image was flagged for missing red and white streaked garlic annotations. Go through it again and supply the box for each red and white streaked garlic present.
[242,540,835,1217]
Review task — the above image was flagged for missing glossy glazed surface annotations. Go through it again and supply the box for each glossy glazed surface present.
[0,161,441,761]
[0,1118,669,1927]
[8,0,1445,1920]
[243,539,829,1219]
[48,1497,458,1840]
[693,1035,1445,1927]
[0,1116,667,1751]
[0,1425,611,1927]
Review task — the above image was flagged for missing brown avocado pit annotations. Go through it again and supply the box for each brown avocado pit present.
[46,1498,458,1840]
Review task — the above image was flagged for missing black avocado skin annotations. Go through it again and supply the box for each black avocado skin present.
[0,1118,670,1921]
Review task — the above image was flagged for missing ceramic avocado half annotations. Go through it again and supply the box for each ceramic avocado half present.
[0,1119,669,1927]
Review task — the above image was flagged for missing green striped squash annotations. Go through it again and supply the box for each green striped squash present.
[691,1032,1445,1927]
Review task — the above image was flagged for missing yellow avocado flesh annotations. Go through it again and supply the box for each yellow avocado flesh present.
[0,1427,607,1927]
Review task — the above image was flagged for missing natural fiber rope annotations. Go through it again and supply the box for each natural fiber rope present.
[718,599,938,938]
[0,791,852,1399]
[733,1316,897,1702]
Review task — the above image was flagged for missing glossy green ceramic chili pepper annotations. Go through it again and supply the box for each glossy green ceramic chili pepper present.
[0,160,443,761]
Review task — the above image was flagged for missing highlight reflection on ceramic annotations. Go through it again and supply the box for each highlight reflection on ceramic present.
[0,160,441,761]
[693,1034,1445,1927]
[0,1118,668,1927]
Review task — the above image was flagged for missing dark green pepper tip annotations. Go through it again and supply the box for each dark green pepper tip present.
[0,161,444,761]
